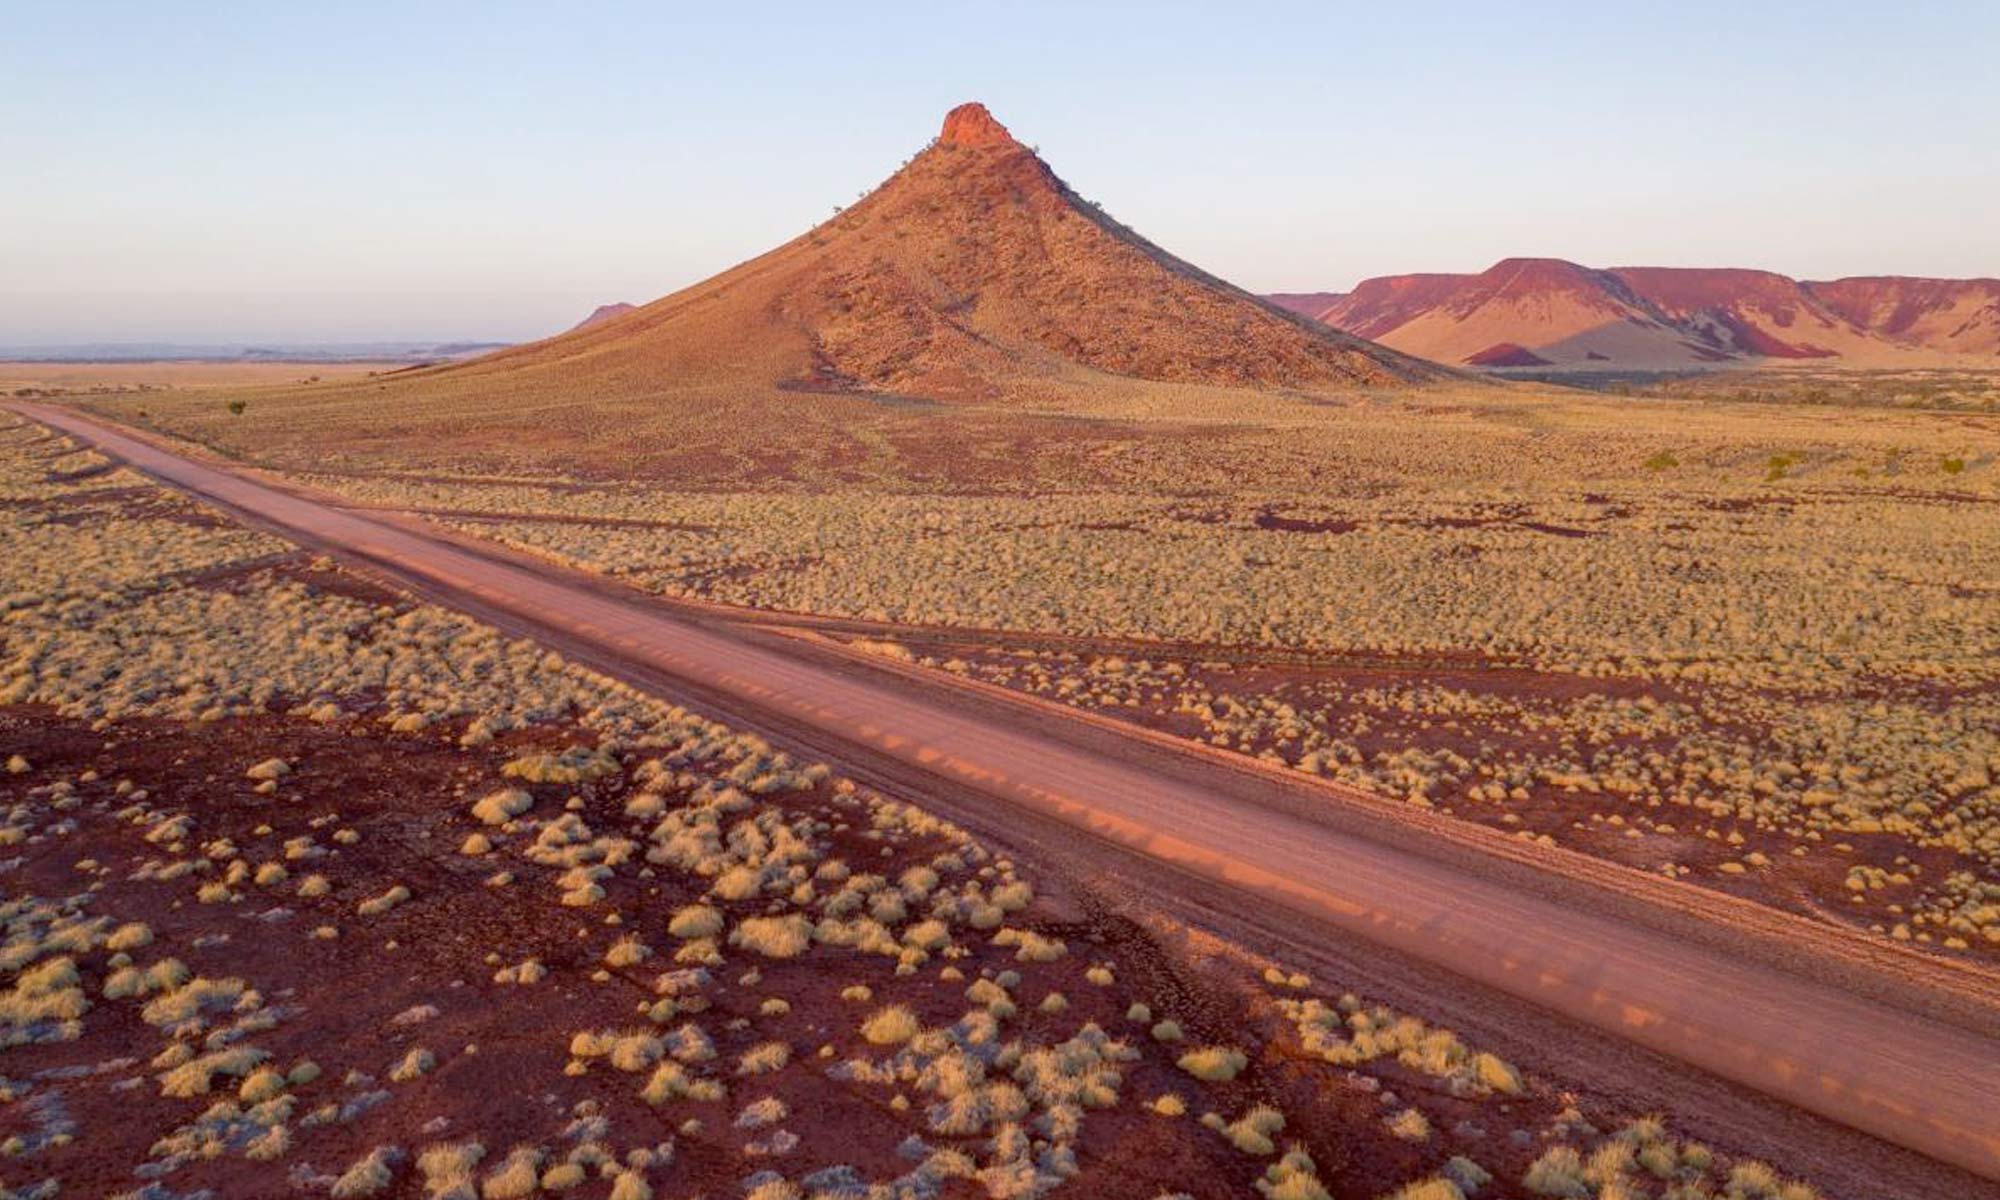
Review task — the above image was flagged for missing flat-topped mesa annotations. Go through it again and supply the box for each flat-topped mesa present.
[938,101,1017,148]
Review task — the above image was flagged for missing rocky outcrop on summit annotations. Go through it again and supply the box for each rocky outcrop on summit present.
[937,101,1018,148]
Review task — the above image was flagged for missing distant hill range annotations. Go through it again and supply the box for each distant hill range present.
[0,341,508,364]
[1268,260,2000,370]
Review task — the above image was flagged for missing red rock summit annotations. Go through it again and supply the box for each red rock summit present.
[938,101,1017,148]
[413,101,1440,407]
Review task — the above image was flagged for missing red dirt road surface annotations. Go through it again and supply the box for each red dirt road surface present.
[18,401,2000,1184]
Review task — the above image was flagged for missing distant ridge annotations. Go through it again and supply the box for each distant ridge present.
[1272,260,2000,370]
[569,303,636,332]
[383,101,1444,408]
[1264,292,1349,320]
[0,341,507,364]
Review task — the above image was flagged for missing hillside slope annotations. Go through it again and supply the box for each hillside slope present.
[420,102,1442,407]
[1805,276,2000,356]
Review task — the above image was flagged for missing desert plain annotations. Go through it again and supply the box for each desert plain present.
[3,101,1997,1200]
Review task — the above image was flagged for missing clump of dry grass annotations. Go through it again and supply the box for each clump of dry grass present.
[331,1145,403,1197]
[860,1005,920,1045]
[729,915,813,959]
[416,1140,485,1198]
[502,746,619,785]
[1259,1147,1334,1200]
[992,927,1066,962]
[1201,1103,1286,1154]
[1280,993,1524,1097]
[668,904,724,939]
[1176,1045,1247,1082]
[356,884,411,917]
[471,788,533,826]
[388,1046,436,1082]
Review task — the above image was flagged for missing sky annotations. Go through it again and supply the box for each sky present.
[4,0,1997,344]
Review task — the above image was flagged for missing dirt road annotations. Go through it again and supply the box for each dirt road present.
[19,401,2000,1184]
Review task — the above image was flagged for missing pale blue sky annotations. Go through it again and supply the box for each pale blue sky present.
[4,1,1996,343]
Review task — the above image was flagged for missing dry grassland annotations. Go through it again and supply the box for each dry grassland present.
[94,379,1997,965]
[1,414,1839,1197]
[1,361,393,396]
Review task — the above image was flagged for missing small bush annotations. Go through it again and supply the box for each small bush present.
[1443,1155,1492,1193]
[710,864,764,901]
[239,1066,287,1103]
[1202,1103,1285,1155]
[245,757,290,781]
[605,937,652,968]
[669,905,724,939]
[481,1148,544,1199]
[388,1046,436,1083]
[541,1163,587,1189]
[502,746,617,784]
[1523,1146,1589,1198]
[105,922,154,952]
[471,789,533,826]
[330,1146,401,1197]
[1384,1178,1466,1200]
[737,1041,791,1075]
[639,1060,724,1105]
[1387,1107,1432,1142]
[730,914,812,959]
[861,1005,921,1045]
[1471,1050,1522,1095]
[417,1141,485,1196]
[1259,1147,1334,1200]
[1177,1045,1247,1081]
[157,1045,267,1097]
[992,927,1066,962]
[357,884,411,917]
[609,1172,653,1200]
[493,958,546,985]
